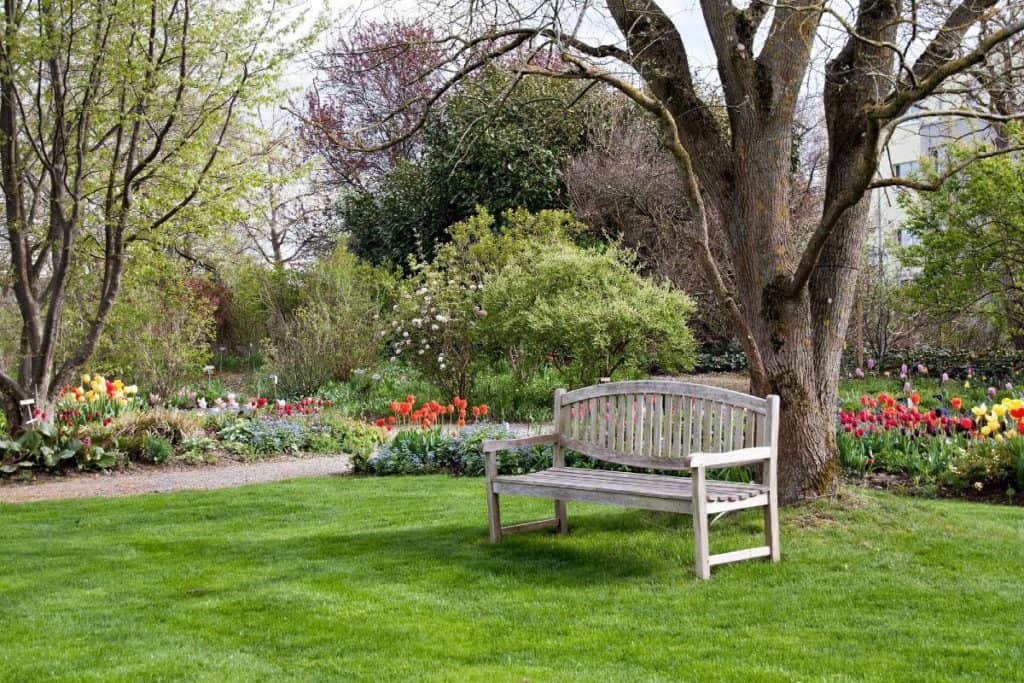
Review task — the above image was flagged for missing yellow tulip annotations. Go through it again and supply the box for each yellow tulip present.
[81,374,90,385]
[995,433,1004,443]
[125,385,138,395]
[113,379,124,390]
[993,404,1007,418]
[964,381,971,389]
[972,404,988,418]
[981,424,993,436]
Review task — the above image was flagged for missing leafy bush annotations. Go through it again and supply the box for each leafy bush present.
[693,340,749,373]
[317,412,387,457]
[144,436,174,464]
[216,417,309,458]
[482,242,697,387]
[221,262,303,348]
[91,261,216,395]
[472,363,561,423]
[389,208,578,397]
[268,247,395,396]
[356,423,551,476]
[341,68,597,267]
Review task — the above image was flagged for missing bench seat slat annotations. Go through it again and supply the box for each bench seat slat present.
[492,467,767,503]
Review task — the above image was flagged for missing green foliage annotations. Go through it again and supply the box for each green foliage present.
[0,422,85,473]
[221,262,304,348]
[267,247,395,396]
[483,242,697,386]
[91,258,216,395]
[693,340,749,373]
[144,436,174,465]
[316,412,387,457]
[318,363,442,419]
[215,417,308,459]
[341,68,597,266]
[390,208,580,396]
[356,423,551,476]
[900,128,1024,347]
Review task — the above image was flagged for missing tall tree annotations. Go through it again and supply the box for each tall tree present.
[0,0,294,432]
[320,0,1024,501]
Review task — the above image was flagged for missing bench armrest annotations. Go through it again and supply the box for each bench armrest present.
[482,433,559,453]
[689,446,772,469]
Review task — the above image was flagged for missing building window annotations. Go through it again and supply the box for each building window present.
[894,161,919,178]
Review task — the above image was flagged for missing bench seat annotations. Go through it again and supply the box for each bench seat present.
[492,467,769,513]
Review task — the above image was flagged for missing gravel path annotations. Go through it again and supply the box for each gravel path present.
[0,454,352,504]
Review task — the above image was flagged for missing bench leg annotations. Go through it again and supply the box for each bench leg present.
[692,465,711,579]
[763,496,780,562]
[693,508,711,580]
[554,499,568,534]
[487,486,502,544]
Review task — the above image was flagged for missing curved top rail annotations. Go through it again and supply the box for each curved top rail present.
[559,379,768,414]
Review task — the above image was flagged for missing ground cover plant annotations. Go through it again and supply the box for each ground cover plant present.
[1,478,1022,681]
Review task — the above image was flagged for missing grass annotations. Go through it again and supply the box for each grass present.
[2,478,1023,682]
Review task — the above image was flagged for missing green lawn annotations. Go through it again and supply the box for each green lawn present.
[2,477,1023,682]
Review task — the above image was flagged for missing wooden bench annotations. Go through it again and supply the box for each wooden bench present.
[483,380,780,579]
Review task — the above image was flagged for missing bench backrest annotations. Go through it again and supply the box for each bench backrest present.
[555,380,775,470]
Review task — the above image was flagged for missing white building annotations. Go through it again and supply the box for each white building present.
[868,102,997,271]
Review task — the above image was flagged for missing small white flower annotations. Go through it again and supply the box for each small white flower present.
[415,287,428,296]
[431,324,439,331]
[402,331,409,338]
[371,373,381,381]
[439,363,446,370]
[418,350,424,355]
[435,314,448,323]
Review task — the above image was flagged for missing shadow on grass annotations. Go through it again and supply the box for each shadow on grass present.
[160,506,769,594]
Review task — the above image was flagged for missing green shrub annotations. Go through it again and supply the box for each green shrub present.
[482,242,697,387]
[221,262,303,348]
[356,424,550,475]
[318,363,441,418]
[389,208,582,397]
[268,247,394,396]
[91,260,216,395]
[318,413,387,457]
[144,436,174,464]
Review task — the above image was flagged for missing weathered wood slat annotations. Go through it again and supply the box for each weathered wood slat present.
[561,380,768,413]
[501,518,560,535]
[544,467,767,495]
[709,545,772,566]
[496,468,767,503]
[560,437,693,470]
[701,401,714,452]
[492,481,693,514]
[732,407,745,452]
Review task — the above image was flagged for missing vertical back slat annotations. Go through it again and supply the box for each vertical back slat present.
[743,410,756,448]
[666,395,680,458]
[719,404,732,452]
[701,401,714,452]
[630,395,638,454]
[598,397,608,448]
[732,408,746,451]
[653,394,664,459]
[690,397,702,455]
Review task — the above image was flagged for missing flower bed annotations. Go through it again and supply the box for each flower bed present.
[838,379,1024,497]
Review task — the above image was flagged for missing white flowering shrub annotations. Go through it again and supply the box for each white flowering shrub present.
[390,208,581,396]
